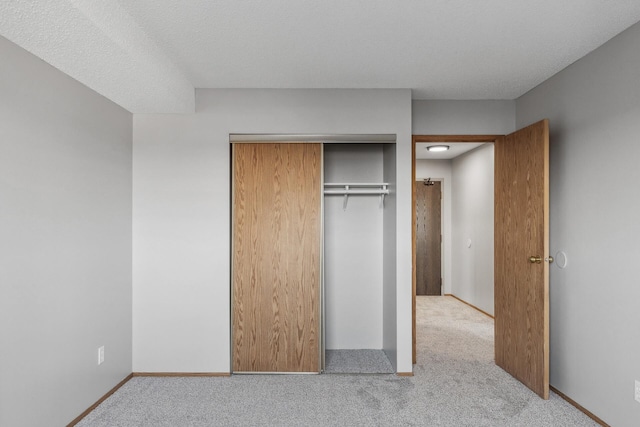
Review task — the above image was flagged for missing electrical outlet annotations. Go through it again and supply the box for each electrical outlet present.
[98,346,104,365]
[635,380,640,403]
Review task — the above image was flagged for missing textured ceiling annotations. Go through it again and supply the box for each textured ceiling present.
[2,1,640,113]
[0,0,194,113]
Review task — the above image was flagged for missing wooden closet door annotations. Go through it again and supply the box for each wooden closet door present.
[232,143,321,373]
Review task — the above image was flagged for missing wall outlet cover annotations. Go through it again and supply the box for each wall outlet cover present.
[98,346,105,365]
[635,380,640,403]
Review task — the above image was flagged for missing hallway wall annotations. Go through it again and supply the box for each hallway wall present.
[451,144,494,315]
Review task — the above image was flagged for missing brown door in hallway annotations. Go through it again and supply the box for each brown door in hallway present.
[415,180,442,295]
[232,143,321,373]
[494,119,550,399]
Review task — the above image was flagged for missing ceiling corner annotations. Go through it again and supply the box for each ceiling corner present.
[0,0,194,114]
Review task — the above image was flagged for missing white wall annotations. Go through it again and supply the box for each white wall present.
[415,160,452,294]
[133,89,413,373]
[0,36,132,426]
[412,100,515,135]
[324,144,384,349]
[451,145,495,315]
[516,21,640,427]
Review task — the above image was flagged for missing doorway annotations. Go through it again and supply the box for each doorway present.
[411,121,551,400]
[412,136,498,365]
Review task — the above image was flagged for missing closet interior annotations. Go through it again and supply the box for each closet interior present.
[323,143,394,373]
[231,137,397,374]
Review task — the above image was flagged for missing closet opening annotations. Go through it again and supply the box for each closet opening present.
[323,143,395,374]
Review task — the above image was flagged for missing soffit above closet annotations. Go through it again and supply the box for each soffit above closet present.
[2,1,640,113]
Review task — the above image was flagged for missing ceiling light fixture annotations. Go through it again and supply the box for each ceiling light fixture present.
[426,145,450,152]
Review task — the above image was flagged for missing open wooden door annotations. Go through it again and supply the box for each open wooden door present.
[494,120,550,399]
[232,143,321,373]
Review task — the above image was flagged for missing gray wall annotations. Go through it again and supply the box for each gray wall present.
[516,22,640,427]
[133,89,412,373]
[412,100,515,135]
[451,144,494,315]
[0,36,132,427]
[324,144,384,349]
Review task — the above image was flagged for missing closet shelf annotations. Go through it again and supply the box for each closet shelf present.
[323,183,389,210]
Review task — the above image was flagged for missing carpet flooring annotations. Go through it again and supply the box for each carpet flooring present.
[324,350,394,374]
[77,296,599,426]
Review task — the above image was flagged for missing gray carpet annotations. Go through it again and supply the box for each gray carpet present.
[77,296,599,426]
[324,349,394,374]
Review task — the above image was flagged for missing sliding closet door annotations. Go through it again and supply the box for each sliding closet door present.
[232,143,321,373]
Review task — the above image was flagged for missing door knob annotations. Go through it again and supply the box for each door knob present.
[529,255,554,264]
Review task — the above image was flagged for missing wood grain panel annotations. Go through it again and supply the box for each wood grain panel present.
[233,143,321,373]
[415,181,442,295]
[494,120,549,399]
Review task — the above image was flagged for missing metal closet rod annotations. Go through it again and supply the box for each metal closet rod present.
[323,183,389,210]
[324,183,389,192]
